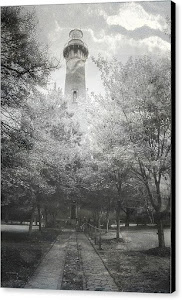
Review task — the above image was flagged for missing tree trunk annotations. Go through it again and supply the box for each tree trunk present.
[37,203,42,232]
[146,208,153,224]
[116,218,120,240]
[44,207,48,227]
[52,212,56,227]
[106,199,111,233]
[106,209,110,233]
[157,217,165,248]
[98,213,101,229]
[29,204,36,234]
[116,200,121,240]
[125,209,130,227]
[5,207,9,224]
[106,219,109,233]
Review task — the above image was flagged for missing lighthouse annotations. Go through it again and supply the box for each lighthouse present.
[63,29,88,104]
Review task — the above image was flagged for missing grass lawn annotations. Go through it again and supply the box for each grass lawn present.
[1,227,60,288]
[102,227,171,250]
[96,227,171,293]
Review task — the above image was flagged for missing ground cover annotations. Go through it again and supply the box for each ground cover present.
[96,228,171,293]
[61,235,83,290]
[1,227,59,288]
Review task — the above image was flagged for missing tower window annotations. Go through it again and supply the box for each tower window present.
[73,90,77,102]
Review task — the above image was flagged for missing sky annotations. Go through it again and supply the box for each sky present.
[24,1,171,94]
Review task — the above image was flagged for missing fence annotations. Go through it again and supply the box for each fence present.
[80,223,107,250]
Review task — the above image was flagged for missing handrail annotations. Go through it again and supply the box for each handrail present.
[63,40,88,49]
[84,223,104,250]
[83,223,106,233]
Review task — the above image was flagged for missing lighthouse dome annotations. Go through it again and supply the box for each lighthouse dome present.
[69,29,83,40]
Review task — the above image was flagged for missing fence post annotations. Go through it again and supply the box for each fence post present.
[90,225,92,238]
[92,226,94,240]
[99,230,102,250]
[94,227,97,245]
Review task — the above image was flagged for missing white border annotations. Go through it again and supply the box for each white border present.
[0,0,172,6]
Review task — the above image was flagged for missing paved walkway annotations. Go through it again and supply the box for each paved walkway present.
[25,231,118,291]
[25,233,69,290]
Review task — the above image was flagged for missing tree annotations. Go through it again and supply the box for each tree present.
[26,86,84,229]
[80,92,145,239]
[1,6,61,230]
[1,6,58,151]
[1,7,58,108]
[93,55,171,247]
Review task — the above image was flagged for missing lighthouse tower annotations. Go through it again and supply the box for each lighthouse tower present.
[63,29,88,104]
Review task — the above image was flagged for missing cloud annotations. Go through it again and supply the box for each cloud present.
[86,28,121,44]
[103,2,167,32]
[85,28,170,58]
[137,36,170,53]
[85,28,123,57]
[113,35,170,58]
[55,20,63,32]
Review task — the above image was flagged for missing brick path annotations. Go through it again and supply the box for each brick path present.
[77,233,118,291]
[25,230,118,291]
